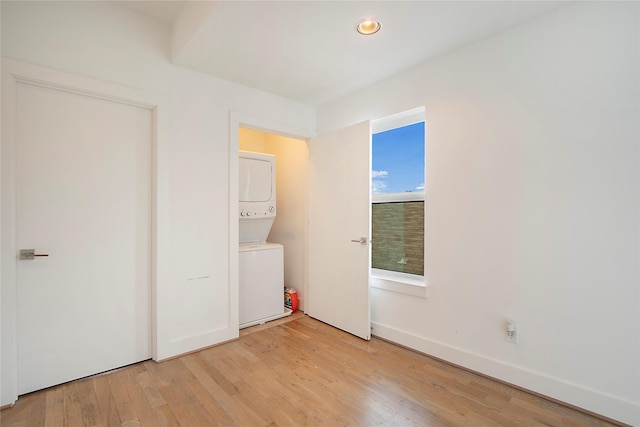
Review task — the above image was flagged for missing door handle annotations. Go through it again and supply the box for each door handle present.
[350,237,368,245]
[19,249,49,260]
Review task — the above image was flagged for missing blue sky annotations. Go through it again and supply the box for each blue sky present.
[372,122,425,194]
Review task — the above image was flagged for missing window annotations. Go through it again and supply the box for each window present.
[371,110,425,278]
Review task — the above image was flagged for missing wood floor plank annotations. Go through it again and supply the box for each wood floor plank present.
[91,373,121,427]
[148,404,180,427]
[121,365,166,427]
[143,357,231,426]
[1,313,622,427]
[108,368,141,426]
[62,382,84,426]
[135,369,165,409]
[181,353,268,426]
[76,377,102,427]
[0,390,46,427]
[43,387,64,427]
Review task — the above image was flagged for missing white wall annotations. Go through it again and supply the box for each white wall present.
[264,133,309,311]
[239,127,267,152]
[318,2,639,425]
[0,0,314,406]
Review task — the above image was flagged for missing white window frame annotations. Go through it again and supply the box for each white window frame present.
[372,191,424,204]
[370,107,428,298]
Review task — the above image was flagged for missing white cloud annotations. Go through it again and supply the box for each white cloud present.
[415,183,425,191]
[372,170,389,193]
[371,180,387,193]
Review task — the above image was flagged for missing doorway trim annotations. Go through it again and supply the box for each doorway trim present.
[1,58,170,406]
[228,112,315,330]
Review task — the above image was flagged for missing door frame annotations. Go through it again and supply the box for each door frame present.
[1,58,170,406]
[228,112,315,330]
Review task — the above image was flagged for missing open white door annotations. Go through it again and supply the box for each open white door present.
[307,121,371,340]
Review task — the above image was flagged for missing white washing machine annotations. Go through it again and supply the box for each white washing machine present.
[239,242,284,327]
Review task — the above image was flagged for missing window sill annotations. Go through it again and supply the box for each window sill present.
[370,269,429,298]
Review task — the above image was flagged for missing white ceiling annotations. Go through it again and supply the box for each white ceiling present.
[115,1,187,24]
[119,1,569,105]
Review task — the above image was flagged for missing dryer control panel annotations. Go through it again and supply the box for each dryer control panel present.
[239,203,276,219]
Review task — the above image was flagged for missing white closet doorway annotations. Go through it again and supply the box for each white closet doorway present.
[238,127,309,315]
[230,114,371,341]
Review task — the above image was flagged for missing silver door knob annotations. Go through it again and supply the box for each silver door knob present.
[19,249,49,260]
[350,237,368,245]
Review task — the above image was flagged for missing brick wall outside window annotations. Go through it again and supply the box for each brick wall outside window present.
[371,201,424,275]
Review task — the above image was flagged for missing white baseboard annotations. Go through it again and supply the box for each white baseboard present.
[159,327,239,361]
[239,309,292,329]
[371,321,639,426]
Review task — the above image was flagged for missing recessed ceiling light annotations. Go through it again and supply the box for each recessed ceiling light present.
[356,19,381,35]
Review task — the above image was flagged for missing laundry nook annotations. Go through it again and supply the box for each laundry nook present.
[238,150,290,327]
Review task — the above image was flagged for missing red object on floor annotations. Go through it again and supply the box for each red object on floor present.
[284,288,298,312]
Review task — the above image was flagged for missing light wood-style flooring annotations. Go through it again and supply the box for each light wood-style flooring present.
[1,313,619,426]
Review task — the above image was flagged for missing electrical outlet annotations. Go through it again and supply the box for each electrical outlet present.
[505,322,518,343]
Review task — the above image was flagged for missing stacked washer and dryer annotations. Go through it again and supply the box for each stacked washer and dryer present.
[238,150,291,328]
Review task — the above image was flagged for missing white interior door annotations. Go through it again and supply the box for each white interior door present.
[16,81,152,394]
[307,121,371,340]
